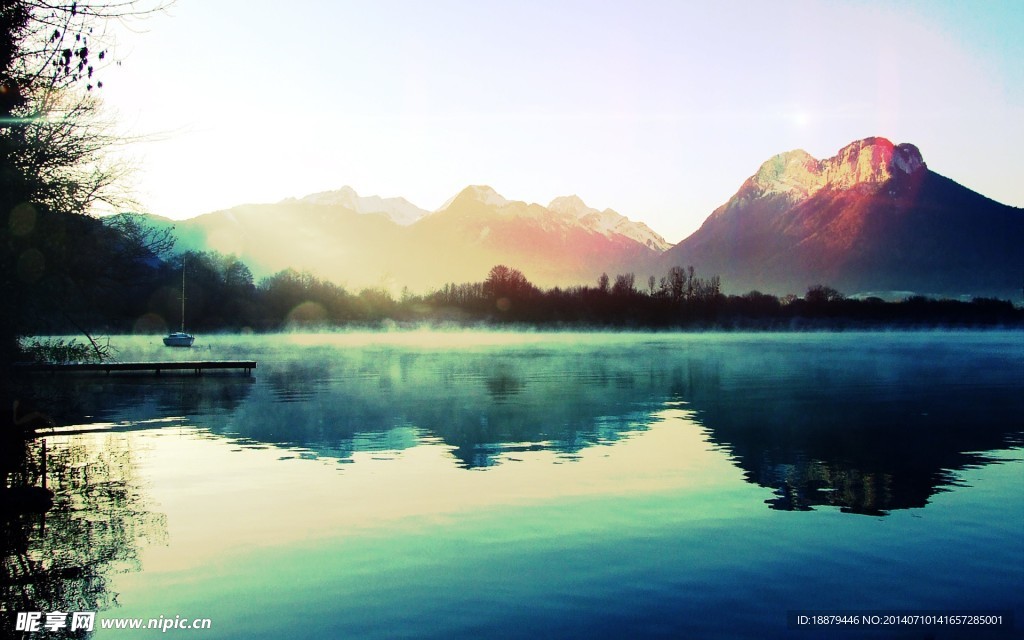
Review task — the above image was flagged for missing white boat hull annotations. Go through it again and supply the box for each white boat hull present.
[163,332,195,347]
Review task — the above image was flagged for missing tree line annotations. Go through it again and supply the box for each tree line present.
[44,250,1016,336]
[406,266,1020,329]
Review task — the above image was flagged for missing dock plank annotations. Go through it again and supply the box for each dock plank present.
[13,360,257,375]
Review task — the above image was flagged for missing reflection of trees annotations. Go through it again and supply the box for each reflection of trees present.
[226,349,666,469]
[159,339,1023,495]
[737,427,1022,516]
[484,367,524,402]
[756,459,902,516]
[687,349,1024,515]
[21,374,254,428]
[2,435,167,637]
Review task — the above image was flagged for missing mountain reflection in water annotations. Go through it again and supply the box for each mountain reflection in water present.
[6,331,1022,639]
[28,331,1023,517]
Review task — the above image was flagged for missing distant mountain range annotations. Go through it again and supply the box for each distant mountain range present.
[134,137,1023,299]
[142,185,668,292]
[290,186,428,226]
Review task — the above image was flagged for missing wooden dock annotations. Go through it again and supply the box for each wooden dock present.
[14,360,257,376]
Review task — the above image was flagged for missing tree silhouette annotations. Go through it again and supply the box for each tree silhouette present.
[612,272,635,296]
[805,284,845,304]
[482,265,537,317]
[2,1,168,363]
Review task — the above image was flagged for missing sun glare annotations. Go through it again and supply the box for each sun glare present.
[792,110,811,128]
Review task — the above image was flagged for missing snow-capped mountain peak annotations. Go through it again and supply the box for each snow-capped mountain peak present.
[295,186,428,225]
[438,185,511,211]
[548,194,599,218]
[549,195,671,252]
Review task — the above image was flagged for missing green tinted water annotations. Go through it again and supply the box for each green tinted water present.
[10,331,1022,639]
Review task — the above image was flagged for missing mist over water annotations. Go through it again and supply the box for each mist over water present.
[10,330,1023,638]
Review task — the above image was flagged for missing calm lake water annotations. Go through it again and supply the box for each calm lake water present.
[7,331,1023,639]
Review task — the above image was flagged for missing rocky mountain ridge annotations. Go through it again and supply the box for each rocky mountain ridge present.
[661,137,1022,299]
[747,137,925,201]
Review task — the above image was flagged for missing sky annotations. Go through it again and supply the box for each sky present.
[97,0,1024,243]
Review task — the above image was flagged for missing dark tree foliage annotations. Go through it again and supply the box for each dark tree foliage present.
[11,250,1022,336]
[804,284,845,305]
[257,268,354,329]
[481,264,540,320]
[2,1,167,364]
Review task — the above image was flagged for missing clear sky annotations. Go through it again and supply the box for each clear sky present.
[99,0,1023,243]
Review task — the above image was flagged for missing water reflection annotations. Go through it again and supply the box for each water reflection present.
[5,332,1021,639]
[23,332,1024,516]
[1,433,166,637]
[23,375,254,431]
[484,368,524,401]
[206,343,668,469]
[681,339,1024,514]
[247,333,1019,513]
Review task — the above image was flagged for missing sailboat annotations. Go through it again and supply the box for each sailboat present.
[164,259,195,347]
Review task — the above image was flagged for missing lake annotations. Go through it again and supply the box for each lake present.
[6,331,1023,639]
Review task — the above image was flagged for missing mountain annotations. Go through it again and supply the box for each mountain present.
[405,185,659,288]
[288,186,429,225]
[160,199,411,291]
[659,137,1024,299]
[156,185,662,292]
[548,195,671,251]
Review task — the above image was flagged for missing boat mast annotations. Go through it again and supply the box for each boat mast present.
[180,257,186,333]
